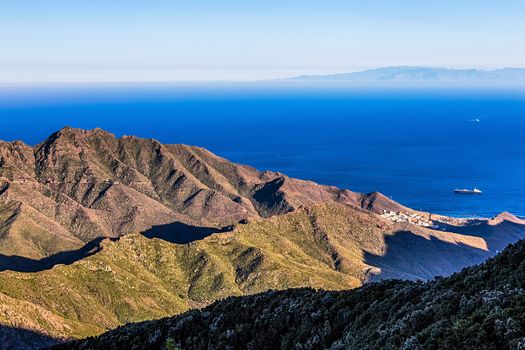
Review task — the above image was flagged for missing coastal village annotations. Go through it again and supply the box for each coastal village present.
[380,209,438,228]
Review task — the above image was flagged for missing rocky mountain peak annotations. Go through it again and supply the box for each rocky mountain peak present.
[1,127,406,264]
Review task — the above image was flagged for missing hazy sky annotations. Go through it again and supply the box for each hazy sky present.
[1,0,524,82]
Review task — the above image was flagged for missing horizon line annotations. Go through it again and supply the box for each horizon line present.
[1,65,525,85]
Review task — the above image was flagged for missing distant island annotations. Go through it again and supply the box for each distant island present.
[288,66,525,82]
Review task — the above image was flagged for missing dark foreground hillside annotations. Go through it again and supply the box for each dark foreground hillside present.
[52,239,525,350]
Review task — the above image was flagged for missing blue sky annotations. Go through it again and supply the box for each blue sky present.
[1,0,524,82]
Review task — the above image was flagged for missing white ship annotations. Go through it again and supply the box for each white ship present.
[454,188,482,195]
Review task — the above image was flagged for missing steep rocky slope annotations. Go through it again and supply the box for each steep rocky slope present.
[0,127,405,267]
[52,237,525,350]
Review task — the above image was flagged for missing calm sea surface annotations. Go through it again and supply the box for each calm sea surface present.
[0,83,524,218]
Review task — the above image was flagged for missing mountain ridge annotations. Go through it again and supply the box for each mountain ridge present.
[4,201,524,348]
[1,127,525,349]
[1,126,407,269]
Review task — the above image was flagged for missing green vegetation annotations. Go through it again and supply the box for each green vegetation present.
[0,203,375,341]
[53,238,525,350]
[0,201,510,346]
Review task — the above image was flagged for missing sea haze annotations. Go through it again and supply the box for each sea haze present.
[0,83,524,218]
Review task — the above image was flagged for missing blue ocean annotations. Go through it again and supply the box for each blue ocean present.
[0,83,524,218]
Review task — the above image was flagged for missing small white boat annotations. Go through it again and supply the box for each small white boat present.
[454,188,482,195]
